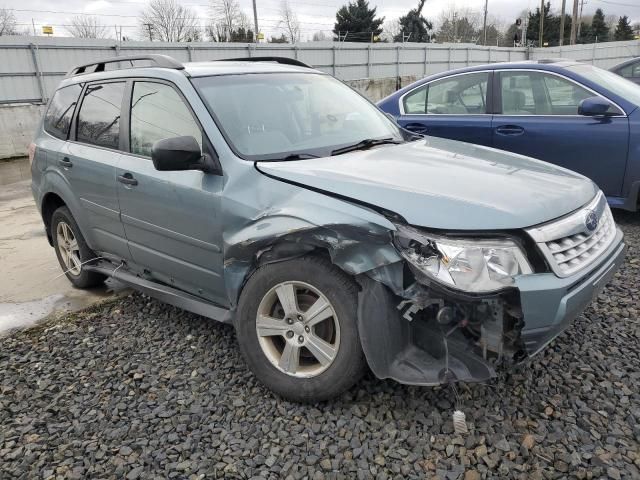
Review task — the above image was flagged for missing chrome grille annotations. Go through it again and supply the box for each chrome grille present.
[526,192,617,277]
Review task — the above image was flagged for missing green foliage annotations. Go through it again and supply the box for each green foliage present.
[393,0,432,43]
[526,2,572,47]
[591,8,609,42]
[333,0,384,42]
[614,16,634,41]
[269,34,288,43]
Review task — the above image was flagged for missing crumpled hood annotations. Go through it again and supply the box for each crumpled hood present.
[256,137,598,230]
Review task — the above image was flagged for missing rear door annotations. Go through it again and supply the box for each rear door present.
[116,79,226,305]
[59,80,130,259]
[492,69,629,197]
[395,71,494,146]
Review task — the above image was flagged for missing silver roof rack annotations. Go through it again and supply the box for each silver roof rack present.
[66,54,184,77]
[215,56,311,69]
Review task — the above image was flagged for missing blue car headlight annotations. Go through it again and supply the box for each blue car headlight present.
[393,224,532,293]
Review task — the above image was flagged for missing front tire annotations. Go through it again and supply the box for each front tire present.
[51,206,105,289]
[235,256,367,402]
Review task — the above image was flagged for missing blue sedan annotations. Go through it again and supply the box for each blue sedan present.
[377,60,640,211]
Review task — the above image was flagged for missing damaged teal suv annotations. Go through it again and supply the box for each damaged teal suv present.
[31,55,625,402]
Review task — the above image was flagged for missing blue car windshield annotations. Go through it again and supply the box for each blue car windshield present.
[192,73,403,160]
[567,63,640,108]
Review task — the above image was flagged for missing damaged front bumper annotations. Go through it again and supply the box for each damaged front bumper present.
[357,229,626,386]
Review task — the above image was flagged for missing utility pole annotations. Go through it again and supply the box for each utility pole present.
[32,18,36,36]
[252,0,259,43]
[559,0,566,46]
[569,0,578,44]
[482,0,489,45]
[577,0,586,39]
[452,12,458,43]
[538,0,544,47]
[144,23,153,41]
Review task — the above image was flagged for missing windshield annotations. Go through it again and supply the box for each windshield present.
[192,73,403,160]
[567,63,640,108]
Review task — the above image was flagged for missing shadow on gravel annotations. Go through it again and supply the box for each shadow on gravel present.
[1,214,638,479]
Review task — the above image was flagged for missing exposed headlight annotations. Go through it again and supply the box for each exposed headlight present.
[394,224,532,293]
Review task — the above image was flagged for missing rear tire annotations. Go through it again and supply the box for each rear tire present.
[235,256,367,403]
[51,206,105,289]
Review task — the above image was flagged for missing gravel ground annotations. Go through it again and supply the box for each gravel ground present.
[1,212,639,480]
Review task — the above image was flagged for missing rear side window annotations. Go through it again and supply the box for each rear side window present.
[129,81,202,157]
[403,72,488,114]
[76,82,125,149]
[44,84,82,140]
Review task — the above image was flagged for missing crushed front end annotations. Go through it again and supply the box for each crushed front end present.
[357,192,626,386]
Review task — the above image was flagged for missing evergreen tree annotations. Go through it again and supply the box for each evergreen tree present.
[393,0,432,43]
[333,0,384,42]
[526,2,554,46]
[591,8,609,42]
[614,16,634,41]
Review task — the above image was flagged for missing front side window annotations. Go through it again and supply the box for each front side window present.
[76,82,125,149]
[130,81,202,157]
[44,84,82,140]
[567,63,640,108]
[192,73,402,160]
[501,71,620,115]
[403,72,489,115]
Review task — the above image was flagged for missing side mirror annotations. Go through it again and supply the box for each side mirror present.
[151,136,207,172]
[578,96,614,117]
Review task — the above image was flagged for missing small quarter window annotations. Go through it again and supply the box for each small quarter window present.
[44,84,82,140]
[76,82,125,149]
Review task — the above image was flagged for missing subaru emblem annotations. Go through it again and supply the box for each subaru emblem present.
[585,210,599,232]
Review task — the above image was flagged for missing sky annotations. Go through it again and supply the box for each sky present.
[4,0,640,40]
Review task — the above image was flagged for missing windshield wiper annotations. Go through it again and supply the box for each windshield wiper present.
[262,153,321,162]
[331,138,403,156]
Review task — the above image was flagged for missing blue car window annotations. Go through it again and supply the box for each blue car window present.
[403,72,488,115]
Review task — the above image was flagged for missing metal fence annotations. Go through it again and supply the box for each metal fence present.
[0,36,638,105]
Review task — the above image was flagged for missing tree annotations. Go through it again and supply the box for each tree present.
[269,34,288,43]
[0,8,18,36]
[436,8,481,43]
[140,0,200,41]
[394,0,432,43]
[67,16,109,39]
[333,0,384,42]
[614,16,634,41]
[312,31,328,42]
[591,8,609,42]
[279,0,300,43]
[209,0,249,41]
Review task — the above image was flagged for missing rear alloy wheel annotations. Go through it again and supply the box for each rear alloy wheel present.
[56,221,82,276]
[236,256,367,402]
[51,206,105,289]
[256,281,340,378]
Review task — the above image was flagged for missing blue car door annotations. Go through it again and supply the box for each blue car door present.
[395,71,494,146]
[492,69,629,197]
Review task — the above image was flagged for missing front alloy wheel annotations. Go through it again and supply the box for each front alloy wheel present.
[256,281,340,378]
[235,256,367,402]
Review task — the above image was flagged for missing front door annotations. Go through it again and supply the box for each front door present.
[116,80,226,305]
[492,70,629,197]
[396,71,493,146]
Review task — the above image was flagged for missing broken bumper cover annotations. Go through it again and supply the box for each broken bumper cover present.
[516,228,625,356]
[357,229,625,387]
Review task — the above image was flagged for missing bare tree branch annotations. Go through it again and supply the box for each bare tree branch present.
[140,0,201,42]
[209,0,245,42]
[279,0,300,43]
[0,8,18,36]
[66,16,109,39]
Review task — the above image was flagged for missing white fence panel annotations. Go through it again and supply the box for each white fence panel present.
[0,36,637,105]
